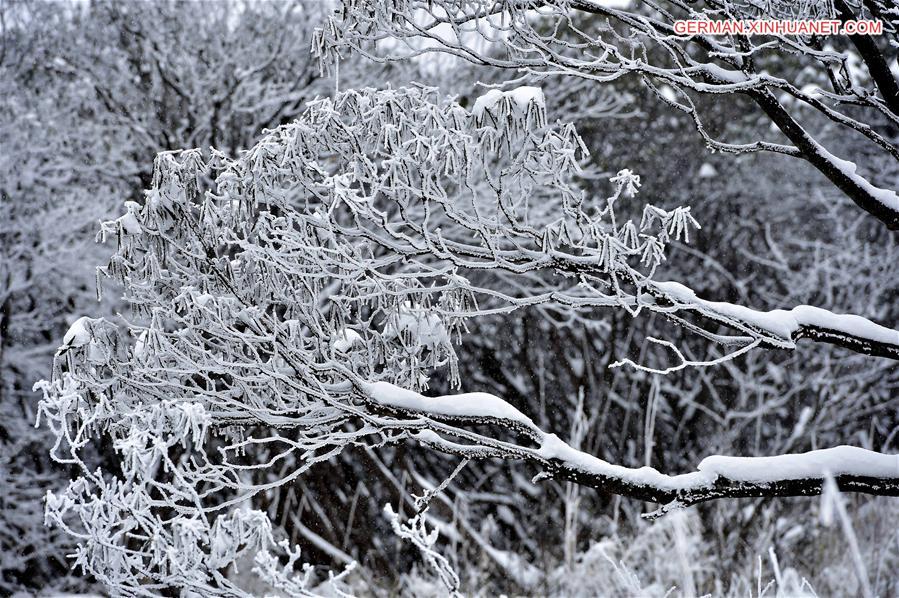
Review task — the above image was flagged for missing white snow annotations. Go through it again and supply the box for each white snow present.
[471,86,545,119]
[701,63,749,84]
[332,328,362,353]
[540,433,898,491]
[791,305,899,348]
[653,280,899,349]
[813,141,899,213]
[60,316,92,350]
[799,83,824,99]
[537,432,708,491]
[194,293,215,308]
[697,163,717,178]
[506,86,544,111]
[116,201,142,234]
[697,446,899,483]
[365,381,536,429]
[471,90,504,119]
[658,84,677,103]
[383,302,450,348]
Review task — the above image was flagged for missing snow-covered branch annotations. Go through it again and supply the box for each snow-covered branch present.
[646,281,899,360]
[364,381,899,513]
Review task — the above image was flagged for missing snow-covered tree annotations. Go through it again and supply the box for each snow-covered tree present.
[3,0,893,595]
[37,78,899,594]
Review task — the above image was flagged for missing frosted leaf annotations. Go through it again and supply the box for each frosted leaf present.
[610,169,641,197]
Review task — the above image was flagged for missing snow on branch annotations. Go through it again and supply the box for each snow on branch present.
[647,281,899,360]
[365,381,541,438]
[365,382,899,514]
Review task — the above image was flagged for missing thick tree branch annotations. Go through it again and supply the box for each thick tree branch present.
[365,382,899,515]
[750,92,899,230]
[834,0,899,117]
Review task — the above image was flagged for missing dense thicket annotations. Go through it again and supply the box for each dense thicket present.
[2,1,897,596]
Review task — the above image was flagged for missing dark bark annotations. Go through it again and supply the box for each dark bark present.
[750,89,899,231]
[543,457,899,513]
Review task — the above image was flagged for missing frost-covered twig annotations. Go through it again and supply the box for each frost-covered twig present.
[315,0,899,229]
[610,337,762,375]
[384,504,462,597]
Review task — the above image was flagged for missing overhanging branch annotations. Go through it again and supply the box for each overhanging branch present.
[646,279,899,360]
[365,382,899,516]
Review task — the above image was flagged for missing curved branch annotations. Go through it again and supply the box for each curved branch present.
[750,89,899,230]
[365,382,899,515]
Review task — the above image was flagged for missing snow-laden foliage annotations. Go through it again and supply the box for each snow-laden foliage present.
[35,84,705,594]
[11,2,899,595]
[0,1,381,590]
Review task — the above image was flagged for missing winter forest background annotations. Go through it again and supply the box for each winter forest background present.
[2,0,899,596]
